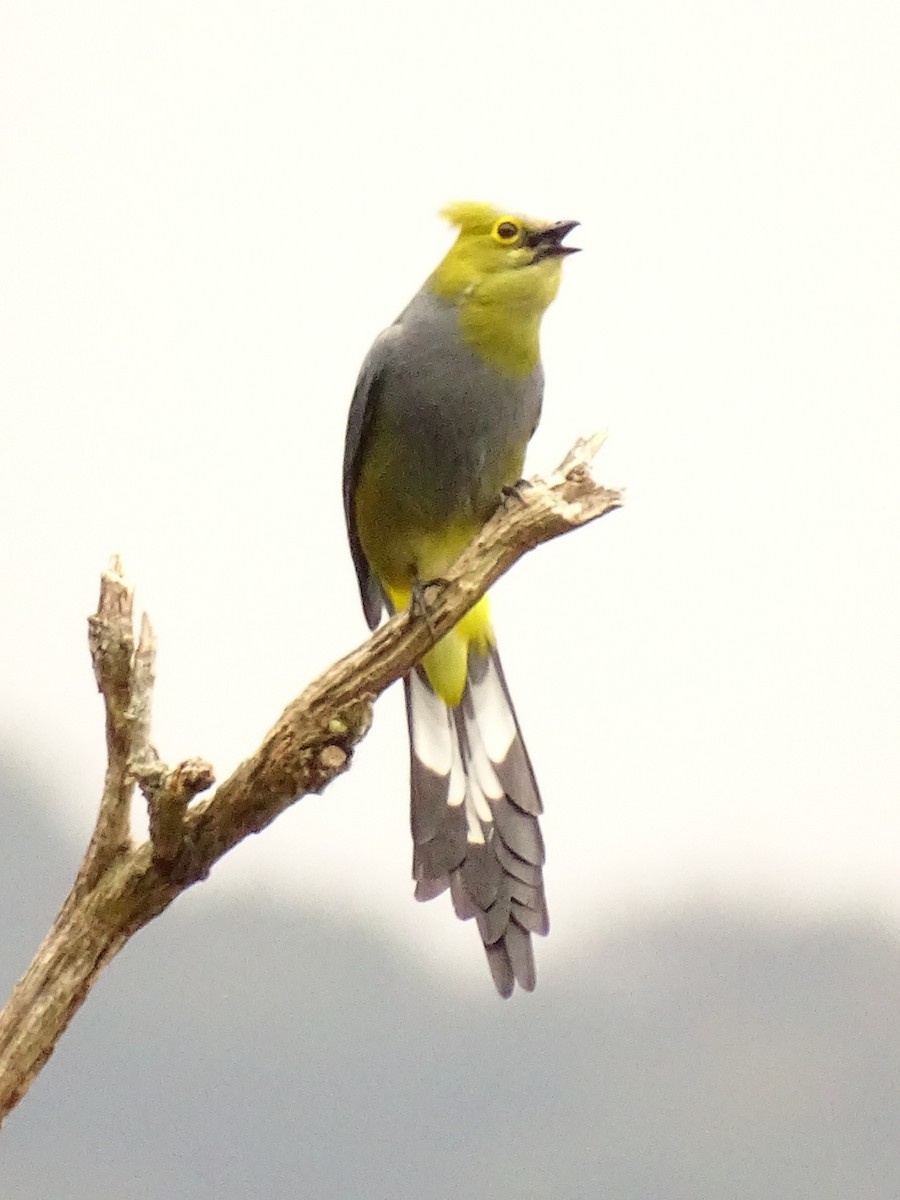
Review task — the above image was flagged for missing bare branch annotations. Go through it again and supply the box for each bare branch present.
[129,611,157,766]
[79,556,136,888]
[140,758,216,876]
[127,614,216,874]
[0,435,621,1124]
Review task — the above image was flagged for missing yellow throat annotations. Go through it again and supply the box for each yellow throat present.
[428,202,573,377]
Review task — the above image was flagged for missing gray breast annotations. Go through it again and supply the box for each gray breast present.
[380,290,543,520]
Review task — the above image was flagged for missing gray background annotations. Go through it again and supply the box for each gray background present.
[3,760,900,1198]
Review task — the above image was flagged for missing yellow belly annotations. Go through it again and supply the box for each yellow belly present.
[354,484,493,707]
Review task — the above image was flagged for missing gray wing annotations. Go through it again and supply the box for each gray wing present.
[342,325,402,630]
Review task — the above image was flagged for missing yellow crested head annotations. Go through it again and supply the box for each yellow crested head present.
[428,201,580,375]
[431,201,579,306]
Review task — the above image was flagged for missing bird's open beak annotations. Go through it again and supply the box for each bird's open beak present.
[528,220,581,259]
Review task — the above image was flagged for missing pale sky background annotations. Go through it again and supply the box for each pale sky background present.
[1,0,899,990]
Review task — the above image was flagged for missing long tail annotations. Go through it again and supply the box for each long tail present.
[404,643,549,997]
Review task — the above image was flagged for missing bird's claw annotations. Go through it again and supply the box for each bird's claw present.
[500,478,531,507]
[409,576,449,640]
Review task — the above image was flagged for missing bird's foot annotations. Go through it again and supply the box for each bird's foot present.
[500,478,531,507]
[409,576,449,640]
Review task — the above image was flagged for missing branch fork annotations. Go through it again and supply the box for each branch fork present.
[0,434,621,1124]
[83,559,215,884]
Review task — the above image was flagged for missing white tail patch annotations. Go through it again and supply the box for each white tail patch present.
[447,719,467,808]
[463,705,505,801]
[463,753,493,830]
[464,787,487,845]
[409,670,452,776]
[469,656,517,764]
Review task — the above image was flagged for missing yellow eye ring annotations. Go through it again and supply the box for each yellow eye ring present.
[492,218,521,245]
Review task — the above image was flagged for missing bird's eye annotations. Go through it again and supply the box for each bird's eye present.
[493,219,521,244]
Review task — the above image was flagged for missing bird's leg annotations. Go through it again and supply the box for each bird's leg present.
[409,573,449,641]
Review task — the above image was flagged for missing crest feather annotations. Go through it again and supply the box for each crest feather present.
[440,201,505,233]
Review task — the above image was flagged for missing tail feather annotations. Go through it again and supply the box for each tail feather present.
[415,876,450,902]
[494,837,543,887]
[467,652,543,816]
[504,922,537,991]
[492,795,545,865]
[485,940,515,997]
[405,642,549,998]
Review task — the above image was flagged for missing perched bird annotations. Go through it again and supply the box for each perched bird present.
[343,202,579,996]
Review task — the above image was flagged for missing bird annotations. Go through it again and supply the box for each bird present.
[342,202,579,996]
